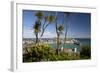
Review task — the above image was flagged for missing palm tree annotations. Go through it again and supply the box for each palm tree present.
[33,11,55,43]
[55,12,59,54]
[63,12,70,44]
[56,25,64,54]
[55,12,65,54]
[41,14,55,37]
[33,20,41,44]
[35,11,44,20]
[58,25,64,33]
[33,11,44,44]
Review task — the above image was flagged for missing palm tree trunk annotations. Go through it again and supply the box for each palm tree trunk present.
[64,26,67,44]
[41,19,46,37]
[55,12,59,55]
[35,33,38,44]
[41,23,50,37]
[41,29,44,37]
[57,34,60,55]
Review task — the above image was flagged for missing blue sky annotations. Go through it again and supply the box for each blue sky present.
[23,10,91,38]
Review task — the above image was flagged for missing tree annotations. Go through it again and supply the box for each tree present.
[57,25,64,54]
[80,46,91,59]
[35,11,44,20]
[33,11,56,43]
[33,20,41,44]
[33,11,44,44]
[63,12,70,44]
[41,14,55,37]
[55,12,64,54]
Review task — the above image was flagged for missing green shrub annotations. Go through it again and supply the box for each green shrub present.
[30,44,52,61]
[80,46,91,59]
[23,43,80,62]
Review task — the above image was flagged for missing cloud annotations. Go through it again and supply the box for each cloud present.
[42,31,56,38]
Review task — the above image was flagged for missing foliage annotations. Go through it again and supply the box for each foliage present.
[23,44,80,62]
[35,11,44,20]
[48,14,55,23]
[57,25,64,34]
[80,46,91,59]
[33,11,43,44]
[34,20,41,33]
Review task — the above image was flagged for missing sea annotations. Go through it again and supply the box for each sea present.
[49,38,91,52]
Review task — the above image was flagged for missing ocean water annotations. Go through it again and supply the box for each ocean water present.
[77,38,91,46]
[49,38,91,52]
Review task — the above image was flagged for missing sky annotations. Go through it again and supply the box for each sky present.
[23,10,91,38]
